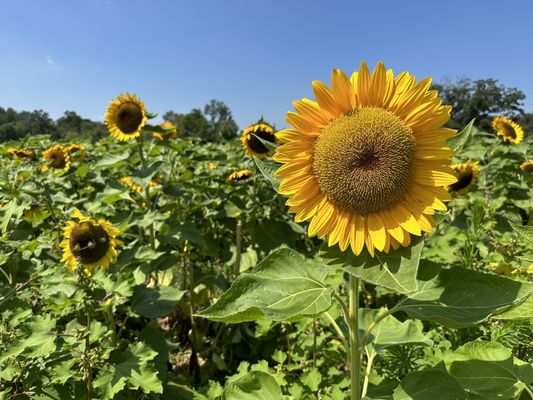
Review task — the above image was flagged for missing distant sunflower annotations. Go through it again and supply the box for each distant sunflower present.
[42,145,71,172]
[491,116,524,144]
[226,169,253,184]
[105,93,147,141]
[65,144,87,160]
[153,121,178,140]
[119,176,142,193]
[446,161,480,194]
[241,122,277,159]
[274,61,457,256]
[208,162,218,170]
[520,160,533,172]
[60,209,120,274]
[8,148,34,160]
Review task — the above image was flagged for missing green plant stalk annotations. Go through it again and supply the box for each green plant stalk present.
[361,349,375,398]
[77,267,93,400]
[323,311,348,351]
[40,179,62,241]
[348,275,361,400]
[234,219,242,279]
[137,134,156,250]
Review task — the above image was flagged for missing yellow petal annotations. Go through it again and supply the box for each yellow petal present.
[331,69,356,112]
[312,80,340,117]
[366,213,386,251]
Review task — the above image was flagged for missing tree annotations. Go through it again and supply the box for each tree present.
[204,99,239,141]
[432,78,526,131]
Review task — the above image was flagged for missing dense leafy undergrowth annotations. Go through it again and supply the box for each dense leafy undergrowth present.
[0,121,531,400]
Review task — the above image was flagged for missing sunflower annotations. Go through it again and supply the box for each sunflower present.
[274,61,457,256]
[60,209,120,274]
[446,161,480,194]
[241,121,277,159]
[153,121,178,140]
[42,145,71,172]
[491,116,524,144]
[105,93,147,141]
[65,144,87,161]
[119,176,142,193]
[226,169,253,184]
[8,148,35,160]
[208,162,218,170]
[519,160,533,172]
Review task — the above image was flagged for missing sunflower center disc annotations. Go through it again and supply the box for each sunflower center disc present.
[449,169,473,192]
[247,130,276,154]
[312,107,416,215]
[501,124,517,139]
[69,221,110,265]
[49,151,66,169]
[115,103,143,134]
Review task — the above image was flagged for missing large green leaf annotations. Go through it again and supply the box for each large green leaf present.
[222,371,283,400]
[254,157,280,191]
[400,266,532,328]
[319,239,424,295]
[493,296,533,320]
[448,119,475,153]
[198,248,333,323]
[508,221,533,245]
[447,342,532,399]
[393,369,467,400]
[131,285,186,318]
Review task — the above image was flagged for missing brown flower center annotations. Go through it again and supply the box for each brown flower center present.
[115,103,144,134]
[448,168,473,191]
[247,128,276,154]
[69,221,110,265]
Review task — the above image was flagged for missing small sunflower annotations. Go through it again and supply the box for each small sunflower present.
[153,121,178,140]
[8,148,35,160]
[119,176,142,193]
[42,145,71,172]
[60,209,120,274]
[274,61,457,256]
[491,116,524,144]
[241,121,277,159]
[65,144,87,161]
[446,161,480,194]
[519,160,533,172]
[226,169,253,184]
[105,93,147,141]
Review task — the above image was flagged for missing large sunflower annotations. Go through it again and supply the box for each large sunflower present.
[241,122,277,159]
[274,61,457,256]
[42,145,71,172]
[491,116,524,144]
[60,209,120,274]
[446,161,480,194]
[226,169,253,184]
[105,93,147,141]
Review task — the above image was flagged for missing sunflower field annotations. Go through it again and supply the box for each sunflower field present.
[0,62,532,400]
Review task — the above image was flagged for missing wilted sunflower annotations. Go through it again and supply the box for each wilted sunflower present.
[241,122,277,159]
[42,145,71,172]
[105,93,147,141]
[274,61,457,256]
[8,148,35,160]
[153,121,178,140]
[446,161,480,194]
[519,160,533,172]
[226,169,253,184]
[60,209,120,274]
[491,116,524,144]
[119,176,142,193]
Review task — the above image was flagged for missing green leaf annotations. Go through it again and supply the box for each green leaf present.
[198,248,333,323]
[494,296,533,320]
[448,118,475,152]
[447,341,530,399]
[393,369,467,400]
[319,239,424,295]
[131,285,186,318]
[253,157,280,191]
[222,371,283,400]
[95,152,131,168]
[251,133,278,153]
[400,266,532,328]
[508,221,533,245]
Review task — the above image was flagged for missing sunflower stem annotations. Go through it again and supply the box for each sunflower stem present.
[348,275,361,400]
[137,135,156,250]
[361,349,375,398]
[234,219,242,279]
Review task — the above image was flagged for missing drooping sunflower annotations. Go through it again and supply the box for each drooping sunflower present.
[42,145,71,172]
[519,160,533,172]
[8,148,35,160]
[65,144,87,161]
[241,121,277,159]
[491,116,524,144]
[153,121,178,140]
[105,93,147,141]
[446,161,480,194]
[60,209,120,274]
[119,176,142,193]
[274,61,457,256]
[226,169,253,184]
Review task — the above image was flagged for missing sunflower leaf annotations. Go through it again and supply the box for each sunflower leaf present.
[198,248,333,323]
[447,118,475,153]
[393,369,466,400]
[222,371,283,400]
[131,285,186,319]
[254,157,280,191]
[508,221,533,244]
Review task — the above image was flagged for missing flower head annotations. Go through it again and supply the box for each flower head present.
[241,121,277,159]
[153,121,178,140]
[8,148,35,160]
[105,93,147,141]
[226,169,253,184]
[491,116,524,144]
[42,145,71,172]
[446,161,480,195]
[519,160,533,172]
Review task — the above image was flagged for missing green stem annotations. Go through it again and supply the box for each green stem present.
[234,219,242,280]
[137,135,156,249]
[361,349,375,398]
[348,275,361,400]
[312,319,317,368]
[40,180,62,241]
[323,311,348,351]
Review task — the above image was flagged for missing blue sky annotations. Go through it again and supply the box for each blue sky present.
[1,0,532,130]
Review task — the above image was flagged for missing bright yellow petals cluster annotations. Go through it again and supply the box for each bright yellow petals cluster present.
[241,122,277,159]
[8,148,35,160]
[119,176,142,193]
[153,121,178,140]
[446,161,480,195]
[42,144,71,173]
[274,61,457,256]
[226,169,253,184]
[105,93,147,141]
[492,116,524,144]
[520,160,533,172]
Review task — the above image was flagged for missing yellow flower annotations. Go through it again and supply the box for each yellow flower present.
[60,209,120,274]
[519,160,533,172]
[65,144,87,161]
[446,161,480,195]
[153,121,178,140]
[226,169,253,184]
[208,162,218,170]
[42,145,71,172]
[491,116,524,144]
[241,122,277,159]
[105,93,147,141]
[8,148,35,160]
[274,61,457,256]
[119,176,142,193]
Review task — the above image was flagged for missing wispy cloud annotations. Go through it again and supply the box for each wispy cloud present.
[45,54,60,70]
